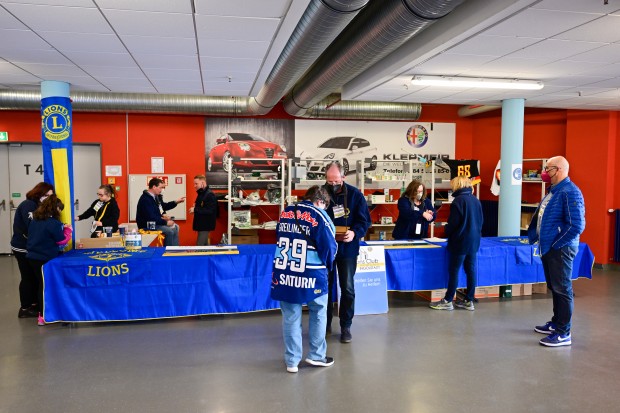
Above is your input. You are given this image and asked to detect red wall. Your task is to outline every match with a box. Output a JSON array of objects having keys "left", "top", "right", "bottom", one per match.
[{"left": 2, "top": 104, "right": 618, "bottom": 262}]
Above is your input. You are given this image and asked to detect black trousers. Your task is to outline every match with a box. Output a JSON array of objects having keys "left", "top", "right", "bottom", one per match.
[
  {"left": 27, "top": 259, "right": 47, "bottom": 315},
  {"left": 14, "top": 251, "right": 39, "bottom": 309}
]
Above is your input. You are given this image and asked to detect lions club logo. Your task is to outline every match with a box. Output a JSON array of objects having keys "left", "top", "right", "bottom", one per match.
[
  {"left": 83, "top": 250, "right": 140, "bottom": 262},
  {"left": 42, "top": 104, "right": 71, "bottom": 142},
  {"left": 406, "top": 125, "right": 428, "bottom": 148}
]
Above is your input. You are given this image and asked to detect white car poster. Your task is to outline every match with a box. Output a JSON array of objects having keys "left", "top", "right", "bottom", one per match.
[{"left": 294, "top": 120, "right": 455, "bottom": 189}]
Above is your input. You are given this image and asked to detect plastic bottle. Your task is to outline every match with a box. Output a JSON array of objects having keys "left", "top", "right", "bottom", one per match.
[{"left": 125, "top": 230, "right": 142, "bottom": 250}]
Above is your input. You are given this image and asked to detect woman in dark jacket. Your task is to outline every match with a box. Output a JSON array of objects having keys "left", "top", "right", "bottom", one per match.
[
  {"left": 75, "top": 184, "right": 120, "bottom": 237},
  {"left": 11, "top": 182, "right": 55, "bottom": 318},
  {"left": 392, "top": 179, "right": 435, "bottom": 240},
  {"left": 430, "top": 176, "right": 483, "bottom": 311},
  {"left": 27, "top": 195, "right": 71, "bottom": 325},
  {"left": 189, "top": 175, "right": 218, "bottom": 245}
]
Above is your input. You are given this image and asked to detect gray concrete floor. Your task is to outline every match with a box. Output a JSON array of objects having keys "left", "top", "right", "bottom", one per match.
[{"left": 1, "top": 255, "right": 619, "bottom": 413}]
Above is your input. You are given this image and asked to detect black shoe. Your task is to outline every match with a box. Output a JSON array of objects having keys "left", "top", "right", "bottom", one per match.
[
  {"left": 326, "top": 324, "right": 332, "bottom": 335},
  {"left": 18, "top": 307, "right": 38, "bottom": 318},
  {"left": 340, "top": 327, "right": 352, "bottom": 343},
  {"left": 305, "top": 357, "right": 334, "bottom": 367}
]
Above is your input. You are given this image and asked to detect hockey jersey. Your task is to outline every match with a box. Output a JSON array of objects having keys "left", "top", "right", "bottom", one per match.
[
  {"left": 271, "top": 201, "right": 337, "bottom": 304},
  {"left": 443, "top": 159, "right": 481, "bottom": 185}
]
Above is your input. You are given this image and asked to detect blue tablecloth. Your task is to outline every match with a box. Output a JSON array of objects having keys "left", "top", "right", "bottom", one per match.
[
  {"left": 42, "top": 237, "right": 594, "bottom": 323},
  {"left": 384, "top": 237, "right": 593, "bottom": 291},
  {"left": 43, "top": 246, "right": 279, "bottom": 323}
]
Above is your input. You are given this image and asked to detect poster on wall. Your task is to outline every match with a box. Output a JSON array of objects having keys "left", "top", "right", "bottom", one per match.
[
  {"left": 294, "top": 120, "right": 455, "bottom": 189},
  {"left": 205, "top": 118, "right": 295, "bottom": 189}
]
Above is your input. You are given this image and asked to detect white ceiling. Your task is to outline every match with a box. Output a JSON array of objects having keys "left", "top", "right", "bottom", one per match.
[{"left": 1, "top": 0, "right": 620, "bottom": 111}]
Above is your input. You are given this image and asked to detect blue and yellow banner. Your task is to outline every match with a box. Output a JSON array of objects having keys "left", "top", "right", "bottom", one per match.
[{"left": 41, "top": 95, "right": 74, "bottom": 247}]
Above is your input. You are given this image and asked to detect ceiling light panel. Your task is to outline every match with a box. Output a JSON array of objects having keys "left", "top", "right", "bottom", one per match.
[
  {"left": 194, "top": 0, "right": 290, "bottom": 18},
  {"left": 2, "top": 3, "right": 112, "bottom": 34},
  {"left": 484, "top": 8, "right": 599, "bottom": 38},
  {"left": 102, "top": 9, "right": 195, "bottom": 37},
  {"left": 195, "top": 15, "right": 280, "bottom": 42},
  {"left": 121, "top": 36, "right": 197, "bottom": 55},
  {"left": 96, "top": 0, "right": 193, "bottom": 13}
]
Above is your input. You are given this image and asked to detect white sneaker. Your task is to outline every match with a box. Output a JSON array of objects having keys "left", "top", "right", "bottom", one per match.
[{"left": 286, "top": 366, "right": 298, "bottom": 373}]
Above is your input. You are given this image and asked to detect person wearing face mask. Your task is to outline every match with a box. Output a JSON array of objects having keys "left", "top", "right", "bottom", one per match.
[
  {"left": 271, "top": 186, "right": 338, "bottom": 373},
  {"left": 189, "top": 175, "right": 218, "bottom": 245},
  {"left": 11, "top": 182, "right": 55, "bottom": 318},
  {"left": 528, "top": 156, "right": 585, "bottom": 347},
  {"left": 392, "top": 179, "right": 435, "bottom": 240},
  {"left": 322, "top": 161, "right": 371, "bottom": 343},
  {"left": 75, "top": 184, "right": 120, "bottom": 237}
]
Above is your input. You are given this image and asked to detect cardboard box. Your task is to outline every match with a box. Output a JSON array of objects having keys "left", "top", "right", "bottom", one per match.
[
  {"left": 474, "top": 286, "right": 500, "bottom": 299},
  {"left": 416, "top": 289, "right": 448, "bottom": 302},
  {"left": 76, "top": 236, "right": 124, "bottom": 249},
  {"left": 512, "top": 283, "right": 533, "bottom": 297},
  {"left": 532, "top": 283, "right": 548, "bottom": 294},
  {"left": 76, "top": 233, "right": 158, "bottom": 249},
  {"left": 521, "top": 211, "right": 534, "bottom": 229},
  {"left": 231, "top": 235, "right": 259, "bottom": 244}
]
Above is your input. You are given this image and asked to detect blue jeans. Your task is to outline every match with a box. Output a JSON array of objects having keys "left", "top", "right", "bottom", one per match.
[
  {"left": 280, "top": 294, "right": 328, "bottom": 368},
  {"left": 541, "top": 246, "right": 578, "bottom": 335},
  {"left": 327, "top": 257, "right": 357, "bottom": 328},
  {"left": 156, "top": 224, "right": 179, "bottom": 246},
  {"left": 445, "top": 252, "right": 477, "bottom": 302}
]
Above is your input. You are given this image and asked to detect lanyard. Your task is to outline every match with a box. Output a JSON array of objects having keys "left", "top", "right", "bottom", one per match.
[{"left": 96, "top": 201, "right": 109, "bottom": 221}]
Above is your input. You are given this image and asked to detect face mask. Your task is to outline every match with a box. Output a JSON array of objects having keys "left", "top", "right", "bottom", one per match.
[
  {"left": 541, "top": 171, "right": 551, "bottom": 183},
  {"left": 415, "top": 194, "right": 423, "bottom": 201},
  {"left": 328, "top": 184, "right": 342, "bottom": 195}
]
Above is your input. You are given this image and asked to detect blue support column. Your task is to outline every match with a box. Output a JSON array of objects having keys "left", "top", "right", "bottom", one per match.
[
  {"left": 498, "top": 98, "right": 524, "bottom": 236},
  {"left": 40, "top": 80, "right": 74, "bottom": 247}
]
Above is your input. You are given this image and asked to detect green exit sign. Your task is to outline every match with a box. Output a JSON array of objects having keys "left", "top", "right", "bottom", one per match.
[{"left": 0, "top": 132, "right": 8, "bottom": 141}]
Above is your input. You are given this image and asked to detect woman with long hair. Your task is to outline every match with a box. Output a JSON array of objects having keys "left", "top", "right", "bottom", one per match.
[
  {"left": 26, "top": 195, "right": 72, "bottom": 325},
  {"left": 11, "top": 182, "right": 54, "bottom": 319}
]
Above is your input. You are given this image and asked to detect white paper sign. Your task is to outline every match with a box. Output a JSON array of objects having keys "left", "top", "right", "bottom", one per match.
[{"left": 511, "top": 163, "right": 522, "bottom": 186}]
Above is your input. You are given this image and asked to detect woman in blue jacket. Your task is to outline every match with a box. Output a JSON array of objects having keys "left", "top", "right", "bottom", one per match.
[
  {"left": 27, "top": 195, "right": 71, "bottom": 325},
  {"left": 393, "top": 179, "right": 435, "bottom": 239},
  {"left": 430, "top": 176, "right": 483, "bottom": 311}
]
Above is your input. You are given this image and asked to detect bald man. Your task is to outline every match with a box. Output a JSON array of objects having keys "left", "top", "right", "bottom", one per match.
[{"left": 527, "top": 156, "right": 585, "bottom": 347}]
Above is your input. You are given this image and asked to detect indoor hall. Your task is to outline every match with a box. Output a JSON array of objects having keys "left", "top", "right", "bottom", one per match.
[{"left": 1, "top": 256, "right": 618, "bottom": 413}]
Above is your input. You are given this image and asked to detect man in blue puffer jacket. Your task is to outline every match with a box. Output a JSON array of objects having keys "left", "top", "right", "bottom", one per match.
[{"left": 528, "top": 156, "right": 585, "bottom": 347}]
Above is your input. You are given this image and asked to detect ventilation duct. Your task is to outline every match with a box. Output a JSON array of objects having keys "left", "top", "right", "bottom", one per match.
[
  {"left": 458, "top": 105, "right": 501, "bottom": 117},
  {"left": 296, "top": 94, "right": 421, "bottom": 120},
  {"left": 247, "top": 0, "right": 369, "bottom": 114},
  {"left": 284, "top": 0, "right": 465, "bottom": 117}
]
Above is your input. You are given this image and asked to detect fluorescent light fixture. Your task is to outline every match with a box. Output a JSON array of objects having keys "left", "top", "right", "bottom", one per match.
[{"left": 411, "top": 75, "right": 544, "bottom": 90}]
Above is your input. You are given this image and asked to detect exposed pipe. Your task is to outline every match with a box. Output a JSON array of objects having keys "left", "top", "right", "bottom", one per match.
[
  {"left": 458, "top": 104, "right": 501, "bottom": 117},
  {"left": 247, "top": 0, "right": 369, "bottom": 114},
  {"left": 283, "top": 0, "right": 465, "bottom": 116},
  {"left": 297, "top": 94, "right": 421, "bottom": 120}
]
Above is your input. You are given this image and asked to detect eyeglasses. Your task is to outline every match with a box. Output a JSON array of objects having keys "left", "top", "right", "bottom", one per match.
[
  {"left": 97, "top": 193, "right": 106, "bottom": 196},
  {"left": 543, "top": 166, "right": 558, "bottom": 172}
]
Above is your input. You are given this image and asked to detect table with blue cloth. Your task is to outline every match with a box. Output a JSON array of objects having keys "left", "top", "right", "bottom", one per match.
[
  {"left": 384, "top": 237, "right": 594, "bottom": 291},
  {"left": 43, "top": 246, "right": 280, "bottom": 323},
  {"left": 42, "top": 237, "right": 594, "bottom": 323}
]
